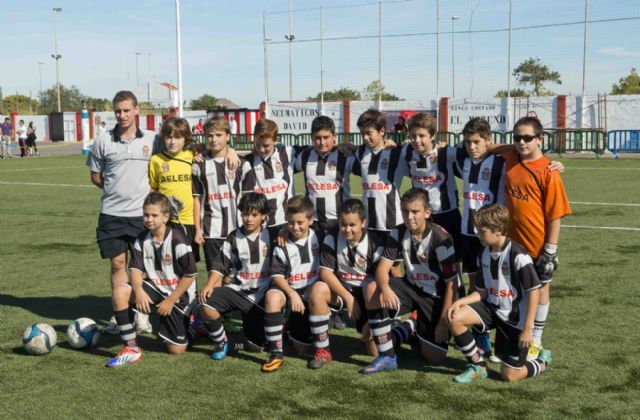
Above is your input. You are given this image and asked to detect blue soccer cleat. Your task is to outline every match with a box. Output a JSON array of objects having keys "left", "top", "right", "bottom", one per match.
[
  {"left": 105, "top": 346, "right": 142, "bottom": 368},
  {"left": 211, "top": 342, "right": 229, "bottom": 360},
  {"left": 360, "top": 355, "right": 397, "bottom": 375}
]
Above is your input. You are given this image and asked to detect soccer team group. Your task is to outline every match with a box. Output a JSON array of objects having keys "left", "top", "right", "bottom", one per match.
[{"left": 87, "top": 90, "right": 571, "bottom": 383}]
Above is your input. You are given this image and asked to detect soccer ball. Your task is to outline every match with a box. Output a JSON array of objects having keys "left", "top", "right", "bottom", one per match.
[
  {"left": 23, "top": 323, "right": 57, "bottom": 355},
  {"left": 67, "top": 318, "right": 100, "bottom": 349}
]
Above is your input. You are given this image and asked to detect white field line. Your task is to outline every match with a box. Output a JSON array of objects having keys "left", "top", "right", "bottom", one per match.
[
  {"left": 570, "top": 201, "right": 640, "bottom": 207},
  {"left": 564, "top": 167, "right": 640, "bottom": 170},
  {"left": 0, "top": 166, "right": 85, "bottom": 173},
  {"left": 563, "top": 225, "right": 640, "bottom": 232},
  {"left": 0, "top": 181, "right": 92, "bottom": 188}
]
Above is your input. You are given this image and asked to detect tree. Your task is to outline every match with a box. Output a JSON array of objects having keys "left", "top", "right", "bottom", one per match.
[
  {"left": 39, "top": 84, "right": 87, "bottom": 113},
  {"left": 611, "top": 68, "right": 640, "bottom": 95},
  {"left": 307, "top": 87, "right": 362, "bottom": 101},
  {"left": 495, "top": 88, "right": 529, "bottom": 98},
  {"left": 190, "top": 94, "right": 224, "bottom": 110},
  {"left": 3, "top": 94, "right": 40, "bottom": 114},
  {"left": 362, "top": 80, "right": 403, "bottom": 101},
  {"left": 512, "top": 57, "right": 561, "bottom": 96},
  {"left": 86, "top": 97, "right": 112, "bottom": 112}
]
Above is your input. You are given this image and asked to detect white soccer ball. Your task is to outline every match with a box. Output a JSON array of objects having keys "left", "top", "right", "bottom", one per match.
[
  {"left": 67, "top": 317, "right": 100, "bottom": 349},
  {"left": 23, "top": 323, "right": 57, "bottom": 355}
]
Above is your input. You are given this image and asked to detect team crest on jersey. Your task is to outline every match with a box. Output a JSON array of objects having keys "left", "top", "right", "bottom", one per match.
[
  {"left": 163, "top": 254, "right": 172, "bottom": 265},
  {"left": 328, "top": 160, "right": 337, "bottom": 171},
  {"left": 143, "top": 145, "right": 150, "bottom": 158},
  {"left": 162, "top": 162, "right": 169, "bottom": 173},
  {"left": 380, "top": 158, "right": 389, "bottom": 170},
  {"left": 357, "top": 256, "right": 367, "bottom": 269},
  {"left": 501, "top": 262, "right": 509, "bottom": 276},
  {"left": 429, "top": 153, "right": 437, "bottom": 163},
  {"left": 482, "top": 167, "right": 491, "bottom": 181},
  {"left": 418, "top": 252, "right": 429, "bottom": 262},
  {"left": 275, "top": 161, "right": 283, "bottom": 172},
  {"left": 262, "top": 244, "right": 269, "bottom": 257}
]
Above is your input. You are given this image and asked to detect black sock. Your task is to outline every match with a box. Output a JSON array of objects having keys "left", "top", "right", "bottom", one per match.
[
  {"left": 202, "top": 316, "right": 226, "bottom": 345},
  {"left": 391, "top": 318, "right": 415, "bottom": 350},
  {"left": 453, "top": 330, "right": 485, "bottom": 366},
  {"left": 368, "top": 308, "right": 395, "bottom": 357},
  {"left": 114, "top": 308, "right": 137, "bottom": 348},
  {"left": 264, "top": 312, "right": 284, "bottom": 356}
]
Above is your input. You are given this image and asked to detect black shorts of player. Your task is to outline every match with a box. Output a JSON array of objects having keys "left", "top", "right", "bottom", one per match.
[
  {"left": 201, "top": 286, "right": 266, "bottom": 348},
  {"left": 203, "top": 238, "right": 225, "bottom": 273},
  {"left": 331, "top": 284, "right": 369, "bottom": 333},
  {"left": 461, "top": 235, "right": 483, "bottom": 273},
  {"left": 315, "top": 219, "right": 339, "bottom": 235},
  {"left": 168, "top": 222, "right": 200, "bottom": 262},
  {"left": 96, "top": 213, "right": 145, "bottom": 259},
  {"left": 140, "top": 280, "right": 190, "bottom": 346},
  {"left": 388, "top": 278, "right": 448, "bottom": 352},
  {"left": 267, "top": 223, "right": 288, "bottom": 244},
  {"left": 269, "top": 284, "right": 312, "bottom": 346},
  {"left": 432, "top": 209, "right": 462, "bottom": 260},
  {"left": 467, "top": 300, "right": 528, "bottom": 369}
]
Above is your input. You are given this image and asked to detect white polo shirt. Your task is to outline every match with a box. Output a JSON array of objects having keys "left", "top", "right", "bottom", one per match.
[{"left": 86, "top": 126, "right": 160, "bottom": 217}]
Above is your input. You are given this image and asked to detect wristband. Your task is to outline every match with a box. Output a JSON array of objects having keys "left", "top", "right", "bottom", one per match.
[{"left": 544, "top": 243, "right": 557, "bottom": 254}]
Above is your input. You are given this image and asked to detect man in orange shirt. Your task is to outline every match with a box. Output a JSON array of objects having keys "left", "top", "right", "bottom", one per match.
[{"left": 503, "top": 116, "right": 571, "bottom": 359}]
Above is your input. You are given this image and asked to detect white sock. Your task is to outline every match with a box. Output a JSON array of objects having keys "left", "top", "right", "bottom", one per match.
[{"left": 532, "top": 303, "right": 550, "bottom": 345}]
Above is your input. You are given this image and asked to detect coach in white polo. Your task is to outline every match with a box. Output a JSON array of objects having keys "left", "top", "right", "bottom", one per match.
[{"left": 86, "top": 90, "right": 159, "bottom": 333}]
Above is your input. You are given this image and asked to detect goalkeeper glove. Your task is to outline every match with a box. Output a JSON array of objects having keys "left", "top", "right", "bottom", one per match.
[{"left": 536, "top": 243, "right": 558, "bottom": 276}]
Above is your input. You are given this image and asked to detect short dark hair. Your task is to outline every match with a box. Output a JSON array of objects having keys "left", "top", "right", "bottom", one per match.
[
  {"left": 286, "top": 195, "right": 314, "bottom": 219},
  {"left": 514, "top": 116, "right": 544, "bottom": 138},
  {"left": 339, "top": 198, "right": 366, "bottom": 221},
  {"left": 311, "top": 116, "right": 336, "bottom": 135},
  {"left": 408, "top": 113, "right": 437, "bottom": 137},
  {"left": 112, "top": 90, "right": 138, "bottom": 107},
  {"left": 143, "top": 192, "right": 170, "bottom": 214},
  {"left": 401, "top": 188, "right": 431, "bottom": 209},
  {"left": 204, "top": 116, "right": 230, "bottom": 135},
  {"left": 160, "top": 117, "right": 193, "bottom": 149},
  {"left": 473, "top": 204, "right": 509, "bottom": 235},
  {"left": 357, "top": 109, "right": 386, "bottom": 132},
  {"left": 462, "top": 117, "right": 492, "bottom": 140},
  {"left": 238, "top": 192, "right": 269, "bottom": 215}
]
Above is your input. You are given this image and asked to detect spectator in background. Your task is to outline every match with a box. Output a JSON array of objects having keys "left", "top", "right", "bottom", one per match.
[
  {"left": 17, "top": 120, "right": 28, "bottom": 158},
  {"left": 394, "top": 116, "right": 408, "bottom": 134},
  {"left": 27, "top": 121, "right": 39, "bottom": 156},
  {"left": 193, "top": 118, "right": 204, "bottom": 135},
  {"left": 229, "top": 115, "right": 238, "bottom": 142},
  {"left": 1, "top": 117, "right": 12, "bottom": 158}
]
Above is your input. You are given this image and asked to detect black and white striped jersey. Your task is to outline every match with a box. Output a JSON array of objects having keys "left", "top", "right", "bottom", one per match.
[
  {"left": 295, "top": 147, "right": 355, "bottom": 223},
  {"left": 271, "top": 229, "right": 322, "bottom": 290},
  {"left": 129, "top": 226, "right": 198, "bottom": 303},
  {"left": 192, "top": 156, "right": 242, "bottom": 239},
  {"left": 210, "top": 227, "right": 273, "bottom": 294},
  {"left": 382, "top": 223, "right": 458, "bottom": 298},
  {"left": 353, "top": 145, "right": 409, "bottom": 232},
  {"left": 320, "top": 230, "right": 384, "bottom": 289},
  {"left": 476, "top": 240, "right": 541, "bottom": 330},
  {"left": 403, "top": 143, "right": 460, "bottom": 214},
  {"left": 241, "top": 146, "right": 296, "bottom": 227},
  {"left": 456, "top": 147, "right": 506, "bottom": 236}
]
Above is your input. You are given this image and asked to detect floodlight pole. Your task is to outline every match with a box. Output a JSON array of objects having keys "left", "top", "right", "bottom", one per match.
[
  {"left": 320, "top": 6, "right": 324, "bottom": 115},
  {"left": 378, "top": 1, "right": 382, "bottom": 106},
  {"left": 581, "top": 0, "right": 588, "bottom": 99},
  {"left": 175, "top": 0, "right": 184, "bottom": 116},
  {"left": 451, "top": 16, "right": 459, "bottom": 99},
  {"left": 52, "top": 7, "right": 62, "bottom": 113},
  {"left": 436, "top": 0, "right": 440, "bottom": 104},
  {"left": 263, "top": 11, "right": 270, "bottom": 116},
  {"left": 285, "top": 0, "right": 294, "bottom": 101},
  {"left": 506, "top": 0, "right": 512, "bottom": 130},
  {"left": 38, "top": 62, "right": 45, "bottom": 96}
]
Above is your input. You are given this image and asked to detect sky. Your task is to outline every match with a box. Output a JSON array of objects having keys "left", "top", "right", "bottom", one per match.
[{"left": 1, "top": 0, "right": 639, "bottom": 109}]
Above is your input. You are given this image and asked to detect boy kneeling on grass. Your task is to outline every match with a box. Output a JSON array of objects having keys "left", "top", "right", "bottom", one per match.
[
  {"left": 106, "top": 192, "right": 198, "bottom": 367},
  {"left": 447, "top": 204, "right": 551, "bottom": 383}
]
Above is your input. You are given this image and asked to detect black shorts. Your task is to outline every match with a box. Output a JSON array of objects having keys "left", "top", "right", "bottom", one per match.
[
  {"left": 267, "top": 285, "right": 312, "bottom": 345},
  {"left": 201, "top": 286, "right": 266, "bottom": 348},
  {"left": 169, "top": 223, "right": 200, "bottom": 262},
  {"left": 141, "top": 280, "right": 190, "bottom": 346},
  {"left": 432, "top": 209, "right": 462, "bottom": 260},
  {"left": 467, "top": 300, "right": 529, "bottom": 369},
  {"left": 203, "top": 238, "right": 225, "bottom": 272},
  {"left": 388, "top": 278, "right": 448, "bottom": 351},
  {"left": 461, "top": 235, "right": 483, "bottom": 274},
  {"left": 96, "top": 213, "right": 145, "bottom": 259},
  {"left": 331, "top": 284, "right": 368, "bottom": 332}
]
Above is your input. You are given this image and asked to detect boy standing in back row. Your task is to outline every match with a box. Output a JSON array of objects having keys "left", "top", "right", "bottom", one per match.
[{"left": 502, "top": 116, "right": 571, "bottom": 358}]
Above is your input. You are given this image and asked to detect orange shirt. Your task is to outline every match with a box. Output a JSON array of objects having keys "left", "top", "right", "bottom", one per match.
[{"left": 503, "top": 150, "right": 571, "bottom": 258}]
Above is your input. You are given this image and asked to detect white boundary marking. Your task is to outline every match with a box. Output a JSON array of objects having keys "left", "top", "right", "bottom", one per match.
[
  {"left": 565, "top": 167, "right": 640, "bottom": 170},
  {"left": 563, "top": 225, "right": 640, "bottom": 232},
  {"left": 570, "top": 201, "right": 640, "bottom": 207},
  {"left": 0, "top": 181, "right": 92, "bottom": 188},
  {"left": 0, "top": 166, "right": 85, "bottom": 173}
]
